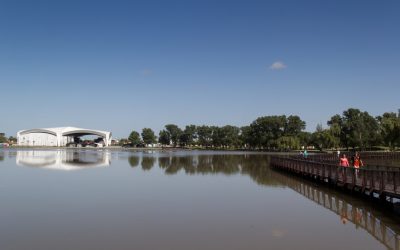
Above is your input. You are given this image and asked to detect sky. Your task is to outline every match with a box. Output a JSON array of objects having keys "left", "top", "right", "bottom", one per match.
[{"left": 1, "top": 0, "right": 399, "bottom": 138}]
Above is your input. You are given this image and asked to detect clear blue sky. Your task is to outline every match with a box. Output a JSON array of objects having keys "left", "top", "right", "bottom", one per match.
[{"left": 1, "top": 0, "right": 399, "bottom": 138}]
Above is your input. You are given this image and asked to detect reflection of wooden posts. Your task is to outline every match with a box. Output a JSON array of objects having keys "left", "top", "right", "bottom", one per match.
[
  {"left": 362, "top": 170, "right": 366, "bottom": 192},
  {"left": 362, "top": 209, "right": 368, "bottom": 228},
  {"left": 372, "top": 216, "right": 376, "bottom": 239},
  {"left": 380, "top": 221, "right": 386, "bottom": 248},
  {"left": 371, "top": 171, "right": 375, "bottom": 192},
  {"left": 282, "top": 172, "right": 400, "bottom": 250},
  {"left": 335, "top": 166, "right": 339, "bottom": 183},
  {"left": 328, "top": 194, "right": 332, "bottom": 210}
]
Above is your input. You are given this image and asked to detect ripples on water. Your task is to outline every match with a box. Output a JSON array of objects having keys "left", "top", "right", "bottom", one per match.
[{"left": 0, "top": 149, "right": 399, "bottom": 250}]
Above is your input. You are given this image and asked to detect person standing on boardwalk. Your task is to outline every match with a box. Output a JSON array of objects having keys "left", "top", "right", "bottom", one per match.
[
  {"left": 339, "top": 154, "right": 349, "bottom": 183},
  {"left": 352, "top": 152, "right": 363, "bottom": 168},
  {"left": 339, "top": 154, "right": 349, "bottom": 167}
]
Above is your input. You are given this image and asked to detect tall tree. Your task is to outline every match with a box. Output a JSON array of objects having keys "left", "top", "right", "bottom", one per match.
[
  {"left": 165, "top": 124, "right": 182, "bottom": 147},
  {"left": 327, "top": 114, "right": 343, "bottom": 148},
  {"left": 0, "top": 133, "right": 7, "bottom": 143},
  {"left": 220, "top": 125, "right": 240, "bottom": 148},
  {"left": 250, "top": 115, "right": 287, "bottom": 149},
  {"left": 276, "top": 136, "right": 300, "bottom": 150},
  {"left": 297, "top": 131, "right": 312, "bottom": 148},
  {"left": 179, "top": 125, "right": 197, "bottom": 147},
  {"left": 240, "top": 126, "right": 256, "bottom": 149},
  {"left": 284, "top": 115, "right": 306, "bottom": 136},
  {"left": 141, "top": 128, "right": 157, "bottom": 145},
  {"left": 311, "top": 124, "right": 336, "bottom": 151},
  {"left": 197, "top": 125, "right": 213, "bottom": 148},
  {"left": 341, "top": 108, "right": 379, "bottom": 149},
  {"left": 158, "top": 130, "right": 171, "bottom": 146},
  {"left": 128, "top": 131, "right": 141, "bottom": 146},
  {"left": 377, "top": 112, "right": 400, "bottom": 149}
]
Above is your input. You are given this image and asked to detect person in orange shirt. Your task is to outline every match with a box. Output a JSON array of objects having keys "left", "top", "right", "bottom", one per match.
[{"left": 352, "top": 152, "right": 363, "bottom": 168}]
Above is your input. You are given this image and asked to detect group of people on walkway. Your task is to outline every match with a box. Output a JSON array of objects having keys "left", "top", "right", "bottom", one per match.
[{"left": 339, "top": 152, "right": 364, "bottom": 168}]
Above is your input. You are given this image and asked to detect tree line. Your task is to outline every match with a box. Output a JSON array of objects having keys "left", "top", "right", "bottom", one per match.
[{"left": 124, "top": 108, "right": 400, "bottom": 151}]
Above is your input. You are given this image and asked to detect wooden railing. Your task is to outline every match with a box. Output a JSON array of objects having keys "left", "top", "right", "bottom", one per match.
[{"left": 270, "top": 157, "right": 400, "bottom": 199}]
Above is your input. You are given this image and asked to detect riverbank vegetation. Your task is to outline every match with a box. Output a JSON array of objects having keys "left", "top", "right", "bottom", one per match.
[{"left": 124, "top": 108, "right": 400, "bottom": 151}]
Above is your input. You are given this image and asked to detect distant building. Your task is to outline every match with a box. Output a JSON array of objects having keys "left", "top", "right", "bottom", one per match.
[{"left": 17, "top": 127, "right": 112, "bottom": 147}]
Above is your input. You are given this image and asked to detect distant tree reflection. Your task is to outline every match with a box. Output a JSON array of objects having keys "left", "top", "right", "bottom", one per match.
[
  {"left": 128, "top": 156, "right": 139, "bottom": 168},
  {"left": 132, "top": 153, "right": 281, "bottom": 187},
  {"left": 141, "top": 156, "right": 155, "bottom": 170}
]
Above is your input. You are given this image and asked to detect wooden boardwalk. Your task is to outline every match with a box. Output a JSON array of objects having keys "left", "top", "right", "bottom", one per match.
[{"left": 270, "top": 155, "right": 400, "bottom": 199}]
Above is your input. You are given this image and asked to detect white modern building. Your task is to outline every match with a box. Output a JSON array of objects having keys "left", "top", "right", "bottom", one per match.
[{"left": 17, "top": 127, "right": 112, "bottom": 147}]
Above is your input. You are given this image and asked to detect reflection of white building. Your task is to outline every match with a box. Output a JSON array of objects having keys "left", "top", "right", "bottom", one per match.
[
  {"left": 17, "top": 127, "right": 112, "bottom": 147},
  {"left": 16, "top": 150, "right": 110, "bottom": 171}
]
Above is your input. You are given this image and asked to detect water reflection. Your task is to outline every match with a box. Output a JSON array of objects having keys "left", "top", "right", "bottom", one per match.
[
  {"left": 128, "top": 156, "right": 139, "bottom": 168},
  {"left": 156, "top": 154, "right": 282, "bottom": 186},
  {"left": 3, "top": 149, "right": 400, "bottom": 249},
  {"left": 15, "top": 150, "right": 110, "bottom": 170},
  {"left": 151, "top": 153, "right": 400, "bottom": 250},
  {"left": 272, "top": 170, "right": 400, "bottom": 250},
  {"left": 141, "top": 156, "right": 156, "bottom": 170}
]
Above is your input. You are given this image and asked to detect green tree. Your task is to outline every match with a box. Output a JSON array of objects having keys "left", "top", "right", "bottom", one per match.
[
  {"left": 311, "top": 124, "right": 336, "bottom": 151},
  {"left": 240, "top": 126, "right": 257, "bottom": 149},
  {"left": 165, "top": 124, "right": 182, "bottom": 147},
  {"left": 210, "top": 126, "right": 222, "bottom": 148},
  {"left": 179, "top": 125, "right": 197, "bottom": 147},
  {"left": 197, "top": 125, "right": 213, "bottom": 148},
  {"left": 377, "top": 112, "right": 400, "bottom": 149},
  {"left": 341, "top": 108, "right": 379, "bottom": 149},
  {"left": 118, "top": 138, "right": 129, "bottom": 146},
  {"left": 0, "top": 133, "right": 7, "bottom": 143},
  {"left": 220, "top": 125, "right": 240, "bottom": 148},
  {"left": 128, "top": 131, "right": 141, "bottom": 146},
  {"left": 141, "top": 128, "right": 157, "bottom": 145},
  {"left": 250, "top": 115, "right": 287, "bottom": 149},
  {"left": 276, "top": 136, "right": 300, "bottom": 150},
  {"left": 297, "top": 131, "right": 312, "bottom": 148},
  {"left": 8, "top": 136, "right": 17, "bottom": 144},
  {"left": 327, "top": 114, "right": 343, "bottom": 148},
  {"left": 284, "top": 115, "right": 306, "bottom": 136},
  {"left": 158, "top": 130, "right": 170, "bottom": 146}
]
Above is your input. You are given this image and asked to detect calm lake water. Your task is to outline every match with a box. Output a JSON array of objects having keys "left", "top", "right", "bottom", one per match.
[{"left": 0, "top": 149, "right": 399, "bottom": 250}]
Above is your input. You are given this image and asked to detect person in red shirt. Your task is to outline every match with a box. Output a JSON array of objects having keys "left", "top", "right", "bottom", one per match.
[{"left": 339, "top": 154, "right": 349, "bottom": 167}]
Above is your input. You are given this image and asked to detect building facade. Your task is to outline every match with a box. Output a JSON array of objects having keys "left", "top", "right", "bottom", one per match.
[{"left": 17, "top": 127, "right": 112, "bottom": 147}]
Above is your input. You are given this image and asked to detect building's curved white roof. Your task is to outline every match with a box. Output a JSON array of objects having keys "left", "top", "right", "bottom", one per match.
[
  {"left": 17, "top": 127, "right": 112, "bottom": 147},
  {"left": 18, "top": 127, "right": 111, "bottom": 136}
]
